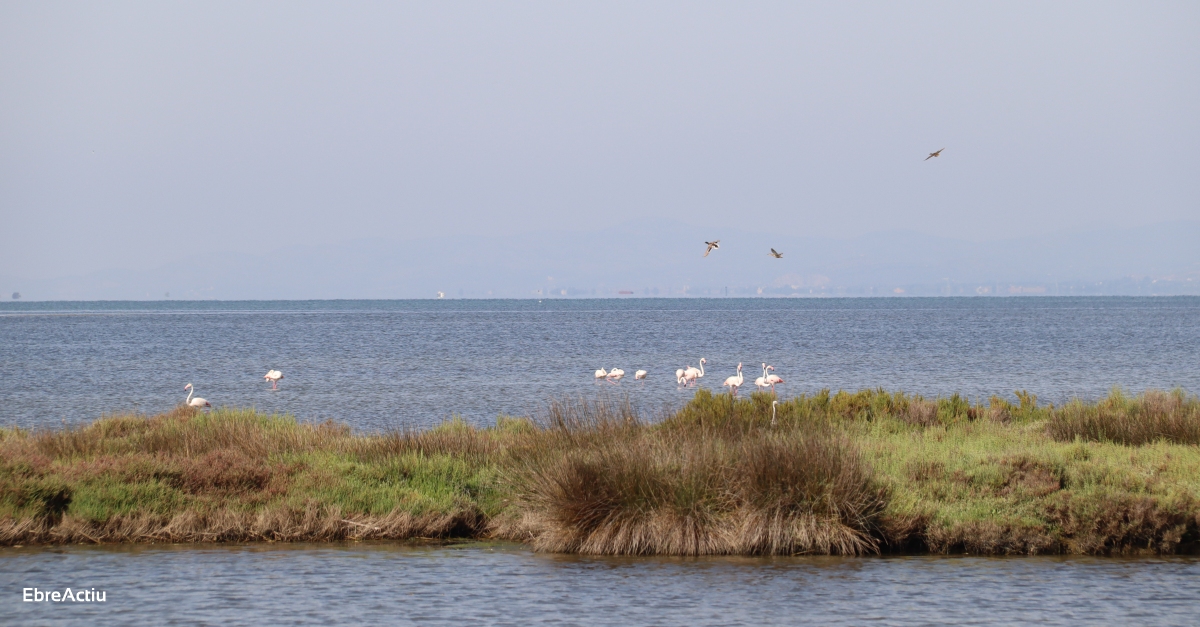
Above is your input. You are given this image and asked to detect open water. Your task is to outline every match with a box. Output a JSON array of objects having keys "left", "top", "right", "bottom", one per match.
[
  {"left": 2, "top": 297, "right": 1199, "bottom": 430},
  {"left": 2, "top": 543, "right": 1198, "bottom": 626},
  {"left": 3, "top": 297, "right": 1200, "bottom": 625}
]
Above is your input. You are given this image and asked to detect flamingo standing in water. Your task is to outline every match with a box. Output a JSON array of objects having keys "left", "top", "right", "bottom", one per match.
[
  {"left": 595, "top": 368, "right": 608, "bottom": 380},
  {"left": 754, "top": 363, "right": 770, "bottom": 391},
  {"left": 184, "top": 383, "right": 211, "bottom": 409},
  {"left": 676, "top": 368, "right": 687, "bottom": 385},
  {"left": 722, "top": 363, "right": 744, "bottom": 396},
  {"left": 764, "top": 365, "right": 784, "bottom": 393},
  {"left": 264, "top": 370, "right": 283, "bottom": 389},
  {"left": 607, "top": 368, "right": 625, "bottom": 382},
  {"left": 683, "top": 358, "right": 706, "bottom": 385},
  {"left": 635, "top": 370, "right": 647, "bottom": 380}
]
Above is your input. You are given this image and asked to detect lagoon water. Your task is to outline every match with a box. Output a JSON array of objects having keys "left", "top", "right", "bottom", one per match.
[
  {"left": 4, "top": 297, "right": 1200, "bottom": 625},
  {"left": 2, "top": 297, "right": 1199, "bottom": 431},
  {"left": 2, "top": 543, "right": 1198, "bottom": 626}
]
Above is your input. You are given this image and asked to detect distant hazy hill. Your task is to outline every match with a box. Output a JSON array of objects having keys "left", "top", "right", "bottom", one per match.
[{"left": 4, "top": 221, "right": 1199, "bottom": 300}]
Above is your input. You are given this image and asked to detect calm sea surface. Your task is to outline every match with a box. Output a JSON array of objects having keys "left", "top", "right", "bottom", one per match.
[
  {"left": 2, "top": 543, "right": 1198, "bottom": 626},
  {"left": 2, "top": 297, "right": 1199, "bottom": 431}
]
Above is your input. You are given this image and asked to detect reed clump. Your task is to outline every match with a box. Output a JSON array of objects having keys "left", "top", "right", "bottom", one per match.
[
  {"left": 3, "top": 388, "right": 1200, "bottom": 555},
  {"left": 510, "top": 401, "right": 885, "bottom": 555},
  {"left": 1047, "top": 389, "right": 1200, "bottom": 445}
]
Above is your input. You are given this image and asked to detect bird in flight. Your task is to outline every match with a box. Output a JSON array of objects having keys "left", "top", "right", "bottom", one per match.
[
  {"left": 769, "top": 248, "right": 783, "bottom": 259},
  {"left": 925, "top": 148, "right": 945, "bottom": 161},
  {"left": 704, "top": 240, "right": 720, "bottom": 257}
]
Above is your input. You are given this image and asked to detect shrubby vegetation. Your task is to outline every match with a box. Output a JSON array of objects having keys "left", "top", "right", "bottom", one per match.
[{"left": 3, "top": 388, "right": 1200, "bottom": 555}]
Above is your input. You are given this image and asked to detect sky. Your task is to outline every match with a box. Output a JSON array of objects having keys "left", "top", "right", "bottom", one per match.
[{"left": 1, "top": 1, "right": 1197, "bottom": 290}]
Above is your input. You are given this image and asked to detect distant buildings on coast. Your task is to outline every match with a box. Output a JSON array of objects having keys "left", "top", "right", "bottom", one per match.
[
  {"left": 5, "top": 271, "right": 1195, "bottom": 301},
  {"left": 426, "top": 274, "right": 1199, "bottom": 299}
]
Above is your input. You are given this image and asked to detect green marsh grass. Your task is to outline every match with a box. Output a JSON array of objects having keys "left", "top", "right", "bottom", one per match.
[
  {"left": 1047, "top": 389, "right": 1200, "bottom": 445},
  {"left": 2, "top": 389, "right": 1199, "bottom": 555}
]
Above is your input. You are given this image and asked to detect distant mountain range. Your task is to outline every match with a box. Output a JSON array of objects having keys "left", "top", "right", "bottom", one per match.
[{"left": 4, "top": 221, "right": 1199, "bottom": 300}]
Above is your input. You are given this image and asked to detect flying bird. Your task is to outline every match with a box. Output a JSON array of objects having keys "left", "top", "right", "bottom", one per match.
[
  {"left": 264, "top": 370, "right": 283, "bottom": 390},
  {"left": 769, "top": 248, "right": 783, "bottom": 259},
  {"left": 704, "top": 241, "right": 720, "bottom": 257},
  {"left": 925, "top": 148, "right": 945, "bottom": 161}
]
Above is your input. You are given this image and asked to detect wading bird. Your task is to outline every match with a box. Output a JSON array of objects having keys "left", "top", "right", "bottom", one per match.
[
  {"left": 264, "top": 369, "right": 283, "bottom": 389},
  {"left": 722, "top": 363, "right": 744, "bottom": 396},
  {"left": 769, "top": 248, "right": 783, "bottom": 259},
  {"left": 184, "top": 383, "right": 211, "bottom": 409},
  {"left": 607, "top": 368, "right": 625, "bottom": 381},
  {"left": 755, "top": 363, "right": 770, "bottom": 391},
  {"left": 771, "top": 400, "right": 779, "bottom": 426},
  {"left": 765, "top": 365, "right": 784, "bottom": 393},
  {"left": 925, "top": 148, "right": 944, "bottom": 161},
  {"left": 676, "top": 368, "right": 687, "bottom": 385},
  {"left": 595, "top": 368, "right": 608, "bottom": 379},
  {"left": 635, "top": 370, "right": 647, "bottom": 380},
  {"left": 704, "top": 240, "right": 720, "bottom": 257},
  {"left": 683, "top": 358, "right": 706, "bottom": 384}
]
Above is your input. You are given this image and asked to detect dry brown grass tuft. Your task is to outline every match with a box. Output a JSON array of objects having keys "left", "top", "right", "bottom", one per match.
[
  {"left": 994, "top": 456, "right": 1062, "bottom": 498},
  {"left": 176, "top": 449, "right": 290, "bottom": 496},
  {"left": 1045, "top": 492, "right": 1199, "bottom": 554},
  {"left": 512, "top": 414, "right": 886, "bottom": 556},
  {"left": 923, "top": 520, "right": 1059, "bottom": 555},
  {"left": 902, "top": 400, "right": 939, "bottom": 427},
  {"left": 0, "top": 504, "right": 486, "bottom": 545}
]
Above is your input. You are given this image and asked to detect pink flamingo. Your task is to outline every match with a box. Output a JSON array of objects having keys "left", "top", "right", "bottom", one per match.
[
  {"left": 722, "top": 363, "right": 744, "bottom": 396},
  {"left": 184, "top": 383, "right": 211, "bottom": 409},
  {"left": 683, "top": 358, "right": 706, "bottom": 385},
  {"left": 754, "top": 363, "right": 770, "bottom": 391},
  {"left": 765, "top": 365, "right": 784, "bottom": 393}
]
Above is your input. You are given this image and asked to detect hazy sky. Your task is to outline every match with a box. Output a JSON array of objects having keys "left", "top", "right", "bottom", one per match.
[{"left": 2, "top": 1, "right": 1197, "bottom": 281}]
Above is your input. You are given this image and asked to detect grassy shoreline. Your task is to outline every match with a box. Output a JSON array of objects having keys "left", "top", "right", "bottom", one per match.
[{"left": 3, "top": 389, "right": 1199, "bottom": 555}]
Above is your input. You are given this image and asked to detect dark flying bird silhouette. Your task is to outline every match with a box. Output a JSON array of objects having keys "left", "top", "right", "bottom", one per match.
[
  {"left": 769, "top": 248, "right": 783, "bottom": 258},
  {"left": 704, "top": 240, "right": 720, "bottom": 257},
  {"left": 925, "top": 148, "right": 945, "bottom": 161}
]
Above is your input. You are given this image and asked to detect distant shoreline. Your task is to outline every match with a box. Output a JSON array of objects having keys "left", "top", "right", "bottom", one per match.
[{"left": 4, "top": 294, "right": 1199, "bottom": 307}]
